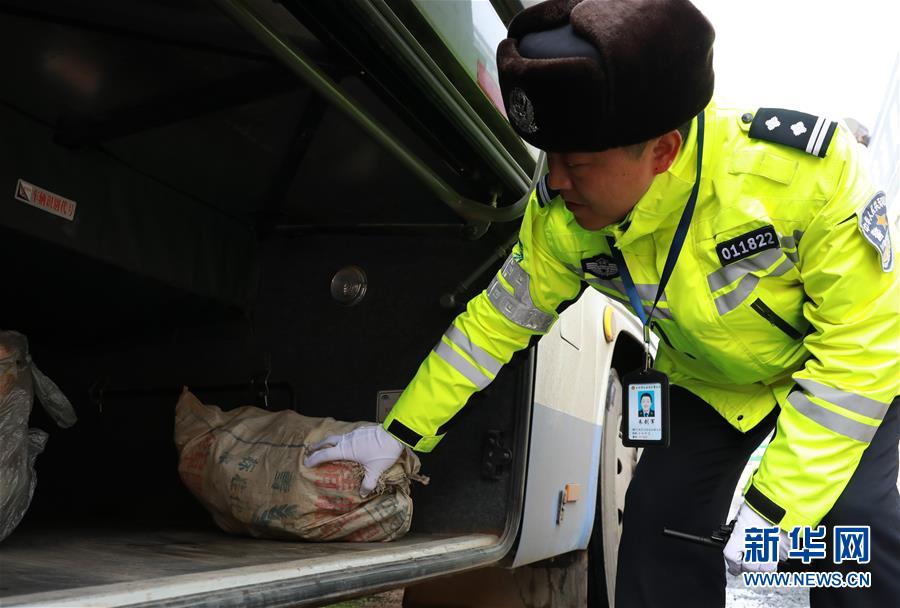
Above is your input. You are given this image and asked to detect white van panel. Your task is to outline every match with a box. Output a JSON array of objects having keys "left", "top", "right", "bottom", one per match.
[{"left": 512, "top": 290, "right": 613, "bottom": 567}]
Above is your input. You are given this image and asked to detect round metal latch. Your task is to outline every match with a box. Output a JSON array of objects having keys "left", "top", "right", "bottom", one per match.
[
  {"left": 741, "top": 112, "right": 754, "bottom": 124},
  {"left": 331, "top": 266, "right": 368, "bottom": 306}
]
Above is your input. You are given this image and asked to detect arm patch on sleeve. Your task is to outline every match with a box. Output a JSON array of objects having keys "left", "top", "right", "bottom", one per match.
[
  {"left": 858, "top": 191, "right": 894, "bottom": 272},
  {"left": 749, "top": 108, "right": 837, "bottom": 158}
]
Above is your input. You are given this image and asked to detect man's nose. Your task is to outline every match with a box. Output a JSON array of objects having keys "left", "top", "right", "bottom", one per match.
[{"left": 546, "top": 154, "right": 573, "bottom": 192}]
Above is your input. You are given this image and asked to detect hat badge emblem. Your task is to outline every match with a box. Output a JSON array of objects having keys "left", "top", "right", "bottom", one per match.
[{"left": 509, "top": 87, "right": 538, "bottom": 134}]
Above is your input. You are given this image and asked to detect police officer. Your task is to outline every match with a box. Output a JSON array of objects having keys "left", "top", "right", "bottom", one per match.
[{"left": 305, "top": 1, "right": 900, "bottom": 606}]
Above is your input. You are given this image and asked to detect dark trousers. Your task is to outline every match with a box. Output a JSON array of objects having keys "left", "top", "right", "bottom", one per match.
[{"left": 614, "top": 386, "right": 900, "bottom": 608}]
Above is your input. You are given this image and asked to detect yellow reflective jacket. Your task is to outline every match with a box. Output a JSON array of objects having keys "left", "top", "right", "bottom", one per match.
[{"left": 383, "top": 104, "right": 900, "bottom": 531}]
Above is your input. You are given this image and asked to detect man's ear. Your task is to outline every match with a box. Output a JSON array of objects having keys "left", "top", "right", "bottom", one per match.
[{"left": 648, "top": 130, "right": 682, "bottom": 175}]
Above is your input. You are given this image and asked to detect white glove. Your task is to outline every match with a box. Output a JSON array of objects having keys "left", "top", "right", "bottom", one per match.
[
  {"left": 723, "top": 502, "right": 790, "bottom": 575},
  {"left": 304, "top": 424, "right": 405, "bottom": 497}
]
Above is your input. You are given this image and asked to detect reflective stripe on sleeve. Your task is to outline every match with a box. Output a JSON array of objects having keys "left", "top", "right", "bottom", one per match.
[
  {"left": 433, "top": 340, "right": 492, "bottom": 390},
  {"left": 486, "top": 255, "right": 554, "bottom": 332},
  {"left": 787, "top": 391, "right": 878, "bottom": 443},
  {"left": 443, "top": 325, "right": 503, "bottom": 376},
  {"left": 795, "top": 379, "right": 890, "bottom": 421}
]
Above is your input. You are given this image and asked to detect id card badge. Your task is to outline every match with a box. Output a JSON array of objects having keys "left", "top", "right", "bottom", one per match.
[{"left": 621, "top": 368, "right": 670, "bottom": 447}]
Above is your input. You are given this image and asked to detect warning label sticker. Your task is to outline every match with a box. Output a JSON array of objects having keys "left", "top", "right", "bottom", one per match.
[{"left": 14, "top": 179, "right": 77, "bottom": 221}]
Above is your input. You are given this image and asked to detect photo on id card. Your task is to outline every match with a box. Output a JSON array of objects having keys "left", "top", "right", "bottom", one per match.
[{"left": 622, "top": 370, "right": 669, "bottom": 446}]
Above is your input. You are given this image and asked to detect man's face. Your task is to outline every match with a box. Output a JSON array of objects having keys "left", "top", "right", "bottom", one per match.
[
  {"left": 641, "top": 395, "right": 651, "bottom": 411},
  {"left": 545, "top": 131, "right": 681, "bottom": 231}
]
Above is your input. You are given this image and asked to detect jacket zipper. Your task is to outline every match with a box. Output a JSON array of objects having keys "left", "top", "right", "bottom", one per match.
[{"left": 749, "top": 298, "right": 802, "bottom": 340}]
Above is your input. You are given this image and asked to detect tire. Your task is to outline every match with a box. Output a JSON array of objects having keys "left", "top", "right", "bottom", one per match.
[{"left": 587, "top": 369, "right": 639, "bottom": 607}]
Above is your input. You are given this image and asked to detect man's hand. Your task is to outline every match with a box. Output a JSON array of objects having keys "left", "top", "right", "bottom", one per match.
[
  {"left": 304, "top": 424, "right": 405, "bottom": 497},
  {"left": 723, "top": 502, "right": 790, "bottom": 575}
]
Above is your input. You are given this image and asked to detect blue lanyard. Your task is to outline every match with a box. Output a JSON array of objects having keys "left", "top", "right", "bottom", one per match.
[{"left": 607, "top": 111, "right": 705, "bottom": 366}]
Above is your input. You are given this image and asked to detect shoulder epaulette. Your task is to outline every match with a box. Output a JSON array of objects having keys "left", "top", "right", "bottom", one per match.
[{"left": 747, "top": 108, "right": 838, "bottom": 158}]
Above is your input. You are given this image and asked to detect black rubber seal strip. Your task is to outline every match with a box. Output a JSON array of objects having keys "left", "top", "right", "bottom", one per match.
[
  {"left": 745, "top": 484, "right": 787, "bottom": 525},
  {"left": 386, "top": 419, "right": 423, "bottom": 447}
]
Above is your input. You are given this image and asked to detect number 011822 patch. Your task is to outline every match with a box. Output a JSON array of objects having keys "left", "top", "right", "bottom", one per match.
[
  {"left": 858, "top": 191, "right": 893, "bottom": 272},
  {"left": 715, "top": 225, "right": 778, "bottom": 266}
]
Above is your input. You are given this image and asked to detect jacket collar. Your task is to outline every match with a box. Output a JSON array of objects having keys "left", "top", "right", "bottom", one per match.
[{"left": 608, "top": 115, "right": 700, "bottom": 248}]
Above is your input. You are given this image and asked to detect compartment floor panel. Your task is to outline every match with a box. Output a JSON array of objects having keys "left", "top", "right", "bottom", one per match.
[{"left": 0, "top": 524, "right": 497, "bottom": 602}]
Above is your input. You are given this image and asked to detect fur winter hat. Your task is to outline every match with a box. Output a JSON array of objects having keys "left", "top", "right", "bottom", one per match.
[{"left": 497, "top": 0, "right": 715, "bottom": 152}]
